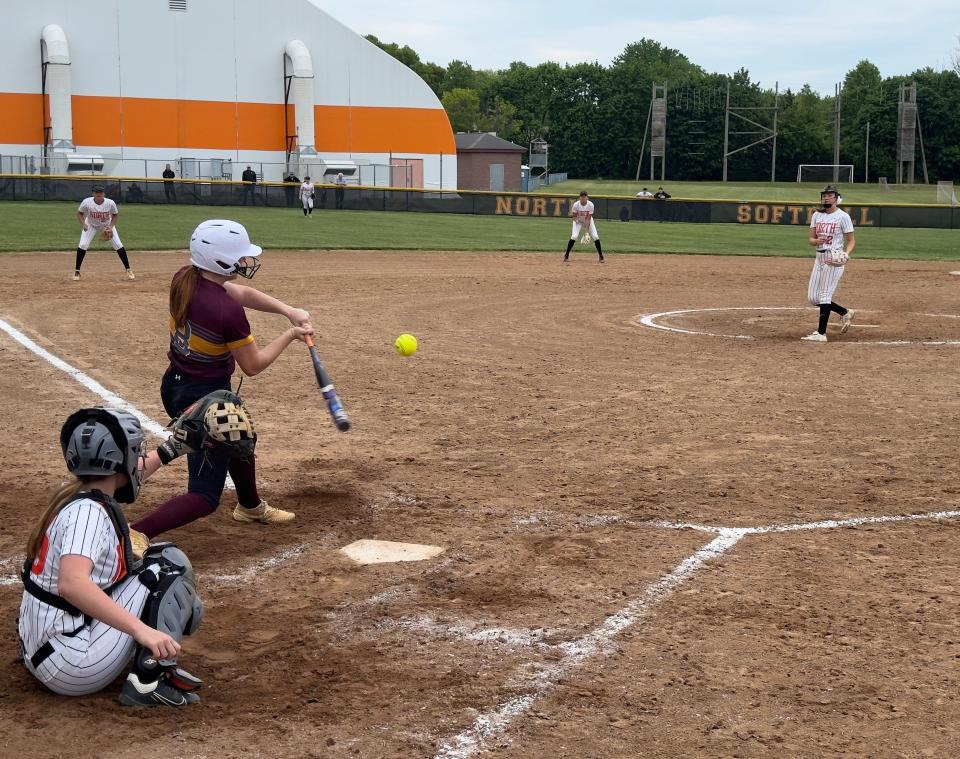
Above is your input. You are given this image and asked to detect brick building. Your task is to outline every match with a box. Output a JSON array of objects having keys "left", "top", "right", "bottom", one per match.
[{"left": 455, "top": 133, "right": 525, "bottom": 191}]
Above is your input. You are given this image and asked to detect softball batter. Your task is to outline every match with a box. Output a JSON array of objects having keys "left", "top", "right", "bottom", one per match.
[
  {"left": 802, "top": 185, "right": 856, "bottom": 342},
  {"left": 563, "top": 191, "right": 604, "bottom": 263},
  {"left": 19, "top": 408, "right": 205, "bottom": 706},
  {"left": 74, "top": 185, "right": 134, "bottom": 281},
  {"left": 300, "top": 175, "right": 315, "bottom": 216},
  {"left": 130, "top": 219, "right": 313, "bottom": 542}
]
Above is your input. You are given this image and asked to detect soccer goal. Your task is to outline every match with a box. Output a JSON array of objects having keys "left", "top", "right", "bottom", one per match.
[
  {"left": 937, "top": 180, "right": 958, "bottom": 206},
  {"left": 797, "top": 164, "right": 854, "bottom": 183}
]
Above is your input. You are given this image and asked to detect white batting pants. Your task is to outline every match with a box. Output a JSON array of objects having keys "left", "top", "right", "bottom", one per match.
[
  {"left": 26, "top": 572, "right": 151, "bottom": 696},
  {"left": 571, "top": 220, "right": 599, "bottom": 241},
  {"left": 301, "top": 195, "right": 313, "bottom": 210},
  {"left": 807, "top": 252, "right": 845, "bottom": 305},
  {"left": 78, "top": 226, "right": 123, "bottom": 251}
]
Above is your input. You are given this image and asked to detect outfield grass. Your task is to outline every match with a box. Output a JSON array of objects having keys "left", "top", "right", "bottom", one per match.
[
  {"left": 544, "top": 179, "right": 953, "bottom": 206},
  {"left": 0, "top": 200, "right": 957, "bottom": 260}
]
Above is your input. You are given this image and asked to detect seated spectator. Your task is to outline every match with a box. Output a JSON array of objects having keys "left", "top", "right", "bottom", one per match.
[{"left": 653, "top": 186, "right": 672, "bottom": 199}]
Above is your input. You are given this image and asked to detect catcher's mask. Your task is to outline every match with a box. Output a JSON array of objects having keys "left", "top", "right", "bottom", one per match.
[
  {"left": 189, "top": 219, "right": 262, "bottom": 279},
  {"left": 60, "top": 408, "right": 146, "bottom": 503}
]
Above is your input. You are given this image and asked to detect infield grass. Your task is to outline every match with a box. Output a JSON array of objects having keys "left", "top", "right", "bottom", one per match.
[{"left": 0, "top": 200, "right": 957, "bottom": 260}]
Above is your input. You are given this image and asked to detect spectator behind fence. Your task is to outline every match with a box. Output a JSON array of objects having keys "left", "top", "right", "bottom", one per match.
[
  {"left": 126, "top": 183, "right": 144, "bottom": 204},
  {"left": 654, "top": 186, "right": 672, "bottom": 199},
  {"left": 241, "top": 166, "right": 257, "bottom": 206},
  {"left": 334, "top": 172, "right": 346, "bottom": 209},
  {"left": 162, "top": 164, "right": 176, "bottom": 202},
  {"left": 283, "top": 171, "right": 300, "bottom": 208},
  {"left": 636, "top": 187, "right": 653, "bottom": 198}
]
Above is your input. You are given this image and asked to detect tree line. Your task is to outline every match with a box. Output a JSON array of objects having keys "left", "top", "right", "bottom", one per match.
[{"left": 366, "top": 35, "right": 960, "bottom": 183}]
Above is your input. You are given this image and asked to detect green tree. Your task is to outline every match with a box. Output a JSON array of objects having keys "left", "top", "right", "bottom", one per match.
[{"left": 441, "top": 88, "right": 482, "bottom": 132}]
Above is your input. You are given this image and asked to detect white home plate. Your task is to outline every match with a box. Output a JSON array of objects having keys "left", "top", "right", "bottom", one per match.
[{"left": 340, "top": 539, "right": 445, "bottom": 565}]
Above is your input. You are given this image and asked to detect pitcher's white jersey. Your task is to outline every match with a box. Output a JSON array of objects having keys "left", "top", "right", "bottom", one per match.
[
  {"left": 810, "top": 208, "right": 853, "bottom": 252},
  {"left": 808, "top": 208, "right": 854, "bottom": 305},
  {"left": 78, "top": 198, "right": 118, "bottom": 229}
]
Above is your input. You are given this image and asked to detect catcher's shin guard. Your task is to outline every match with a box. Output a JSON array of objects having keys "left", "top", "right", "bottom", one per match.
[{"left": 133, "top": 544, "right": 204, "bottom": 677}]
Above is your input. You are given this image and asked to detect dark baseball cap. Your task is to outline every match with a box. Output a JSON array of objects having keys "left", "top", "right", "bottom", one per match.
[{"left": 92, "top": 185, "right": 105, "bottom": 192}]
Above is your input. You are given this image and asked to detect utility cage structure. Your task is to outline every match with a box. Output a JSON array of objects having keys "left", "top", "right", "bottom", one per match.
[
  {"left": 634, "top": 83, "right": 667, "bottom": 182},
  {"left": 722, "top": 80, "right": 779, "bottom": 182},
  {"left": 896, "top": 82, "right": 929, "bottom": 185}
]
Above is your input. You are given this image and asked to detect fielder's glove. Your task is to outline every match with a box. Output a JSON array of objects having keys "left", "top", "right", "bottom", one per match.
[
  {"left": 156, "top": 389, "right": 257, "bottom": 465},
  {"left": 580, "top": 232, "right": 592, "bottom": 245},
  {"left": 825, "top": 248, "right": 849, "bottom": 267},
  {"left": 100, "top": 229, "right": 113, "bottom": 241}
]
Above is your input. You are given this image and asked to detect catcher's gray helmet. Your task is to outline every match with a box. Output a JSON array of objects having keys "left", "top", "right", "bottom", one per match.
[{"left": 60, "top": 408, "right": 146, "bottom": 503}]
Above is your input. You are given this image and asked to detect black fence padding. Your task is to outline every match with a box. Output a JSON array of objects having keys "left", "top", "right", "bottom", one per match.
[{"left": 0, "top": 176, "right": 956, "bottom": 230}]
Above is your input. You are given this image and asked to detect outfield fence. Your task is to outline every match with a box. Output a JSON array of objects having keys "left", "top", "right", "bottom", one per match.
[{"left": 1, "top": 174, "right": 957, "bottom": 229}]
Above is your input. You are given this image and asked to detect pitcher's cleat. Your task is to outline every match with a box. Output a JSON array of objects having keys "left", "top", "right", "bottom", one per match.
[
  {"left": 72, "top": 271, "right": 81, "bottom": 281},
  {"left": 800, "top": 331, "right": 827, "bottom": 343},
  {"left": 126, "top": 269, "right": 136, "bottom": 280}
]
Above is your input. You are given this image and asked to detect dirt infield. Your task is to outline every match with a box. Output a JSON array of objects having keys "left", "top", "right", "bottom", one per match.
[{"left": 1, "top": 249, "right": 959, "bottom": 758}]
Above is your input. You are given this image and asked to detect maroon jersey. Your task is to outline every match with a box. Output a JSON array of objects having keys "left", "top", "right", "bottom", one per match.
[{"left": 167, "top": 271, "right": 254, "bottom": 379}]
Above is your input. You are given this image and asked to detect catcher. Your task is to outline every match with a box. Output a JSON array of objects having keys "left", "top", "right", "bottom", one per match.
[
  {"left": 130, "top": 219, "right": 313, "bottom": 546},
  {"left": 73, "top": 185, "right": 135, "bottom": 281},
  {"left": 16, "top": 393, "right": 250, "bottom": 706},
  {"left": 802, "top": 184, "right": 856, "bottom": 343}
]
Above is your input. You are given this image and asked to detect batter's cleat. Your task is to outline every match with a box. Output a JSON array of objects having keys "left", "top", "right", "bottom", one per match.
[
  {"left": 800, "top": 331, "right": 828, "bottom": 342},
  {"left": 839, "top": 309, "right": 855, "bottom": 334},
  {"left": 118, "top": 673, "right": 189, "bottom": 707},
  {"left": 232, "top": 499, "right": 295, "bottom": 524},
  {"left": 72, "top": 271, "right": 81, "bottom": 281},
  {"left": 126, "top": 269, "right": 136, "bottom": 280},
  {"left": 129, "top": 529, "right": 150, "bottom": 560}
]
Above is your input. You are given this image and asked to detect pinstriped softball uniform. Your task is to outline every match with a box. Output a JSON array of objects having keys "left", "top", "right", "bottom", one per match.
[
  {"left": 808, "top": 208, "right": 854, "bottom": 305},
  {"left": 18, "top": 498, "right": 150, "bottom": 695},
  {"left": 570, "top": 199, "right": 599, "bottom": 241}
]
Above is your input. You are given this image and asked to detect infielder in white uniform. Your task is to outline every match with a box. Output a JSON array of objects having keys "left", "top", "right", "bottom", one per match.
[
  {"left": 18, "top": 407, "right": 208, "bottom": 707},
  {"left": 802, "top": 185, "right": 856, "bottom": 342},
  {"left": 300, "top": 176, "right": 315, "bottom": 217},
  {"left": 74, "top": 185, "right": 134, "bottom": 281},
  {"left": 564, "top": 191, "right": 604, "bottom": 263}
]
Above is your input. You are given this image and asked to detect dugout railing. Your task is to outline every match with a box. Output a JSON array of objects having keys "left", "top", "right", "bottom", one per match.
[{"left": 1, "top": 174, "right": 958, "bottom": 230}]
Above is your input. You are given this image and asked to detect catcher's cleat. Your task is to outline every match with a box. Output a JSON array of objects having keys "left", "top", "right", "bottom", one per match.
[
  {"left": 72, "top": 271, "right": 81, "bottom": 281},
  {"left": 129, "top": 529, "right": 150, "bottom": 561},
  {"left": 118, "top": 673, "right": 190, "bottom": 707},
  {"left": 800, "top": 331, "right": 827, "bottom": 342},
  {"left": 167, "top": 666, "right": 202, "bottom": 692},
  {"left": 232, "top": 499, "right": 295, "bottom": 524},
  {"left": 839, "top": 309, "right": 855, "bottom": 334},
  {"left": 126, "top": 269, "right": 136, "bottom": 280}
]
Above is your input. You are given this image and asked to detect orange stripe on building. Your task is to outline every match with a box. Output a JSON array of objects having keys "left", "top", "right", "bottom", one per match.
[{"left": 0, "top": 92, "right": 453, "bottom": 154}]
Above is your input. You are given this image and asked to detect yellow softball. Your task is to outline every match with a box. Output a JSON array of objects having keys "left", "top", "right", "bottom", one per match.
[{"left": 395, "top": 333, "right": 418, "bottom": 356}]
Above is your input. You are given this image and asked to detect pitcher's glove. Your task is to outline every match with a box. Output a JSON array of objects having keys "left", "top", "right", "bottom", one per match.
[
  {"left": 826, "top": 248, "right": 849, "bottom": 267},
  {"left": 156, "top": 390, "right": 257, "bottom": 465}
]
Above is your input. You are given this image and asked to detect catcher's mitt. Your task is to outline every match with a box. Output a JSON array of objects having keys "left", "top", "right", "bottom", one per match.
[
  {"left": 825, "top": 248, "right": 849, "bottom": 267},
  {"left": 156, "top": 390, "right": 257, "bottom": 465}
]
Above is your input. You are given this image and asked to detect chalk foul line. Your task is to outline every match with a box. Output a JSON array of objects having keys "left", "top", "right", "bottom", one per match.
[{"left": 434, "top": 530, "right": 744, "bottom": 759}]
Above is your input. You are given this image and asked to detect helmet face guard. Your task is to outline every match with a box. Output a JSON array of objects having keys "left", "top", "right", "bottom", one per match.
[
  {"left": 233, "top": 255, "right": 261, "bottom": 279},
  {"left": 60, "top": 408, "right": 146, "bottom": 503}
]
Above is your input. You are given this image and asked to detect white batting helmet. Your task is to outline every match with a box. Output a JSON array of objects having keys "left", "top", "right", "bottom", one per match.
[{"left": 189, "top": 219, "right": 262, "bottom": 278}]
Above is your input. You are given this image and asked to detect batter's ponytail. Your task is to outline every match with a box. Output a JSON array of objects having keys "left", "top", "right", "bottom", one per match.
[
  {"left": 26, "top": 479, "right": 85, "bottom": 563},
  {"left": 170, "top": 266, "right": 202, "bottom": 328}
]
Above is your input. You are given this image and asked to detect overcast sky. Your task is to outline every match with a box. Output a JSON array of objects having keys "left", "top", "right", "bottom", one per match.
[{"left": 314, "top": 0, "right": 959, "bottom": 96}]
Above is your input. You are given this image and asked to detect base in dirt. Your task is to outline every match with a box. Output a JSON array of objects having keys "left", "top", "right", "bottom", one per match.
[{"left": 340, "top": 539, "right": 445, "bottom": 564}]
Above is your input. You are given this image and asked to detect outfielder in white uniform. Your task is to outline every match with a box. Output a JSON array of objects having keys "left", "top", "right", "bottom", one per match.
[
  {"left": 74, "top": 185, "right": 134, "bottom": 281},
  {"left": 19, "top": 408, "right": 205, "bottom": 707},
  {"left": 802, "top": 185, "right": 856, "bottom": 342},
  {"left": 300, "top": 176, "right": 315, "bottom": 217},
  {"left": 564, "top": 191, "right": 604, "bottom": 263}
]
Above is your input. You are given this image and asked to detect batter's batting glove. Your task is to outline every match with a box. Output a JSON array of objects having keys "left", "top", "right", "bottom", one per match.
[{"left": 156, "top": 390, "right": 257, "bottom": 465}]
